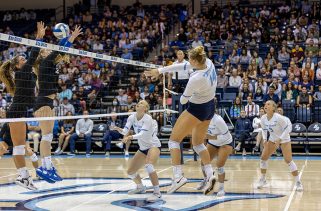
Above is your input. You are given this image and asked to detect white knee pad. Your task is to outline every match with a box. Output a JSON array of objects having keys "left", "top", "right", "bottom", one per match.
[
  {"left": 145, "top": 164, "right": 155, "bottom": 174},
  {"left": 42, "top": 133, "right": 53, "bottom": 143},
  {"left": 30, "top": 153, "right": 38, "bottom": 162},
  {"left": 193, "top": 144, "right": 207, "bottom": 154},
  {"left": 168, "top": 140, "right": 180, "bottom": 150},
  {"left": 260, "top": 160, "right": 268, "bottom": 170},
  {"left": 13, "top": 145, "right": 25, "bottom": 156},
  {"left": 217, "top": 167, "right": 225, "bottom": 175},
  {"left": 128, "top": 172, "right": 138, "bottom": 179},
  {"left": 288, "top": 160, "right": 297, "bottom": 172}
]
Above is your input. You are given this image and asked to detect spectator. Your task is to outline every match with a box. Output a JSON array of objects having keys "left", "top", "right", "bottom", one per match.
[
  {"left": 234, "top": 110, "right": 252, "bottom": 156},
  {"left": 252, "top": 108, "right": 265, "bottom": 153},
  {"left": 313, "top": 86, "right": 321, "bottom": 101},
  {"left": 229, "top": 69, "right": 242, "bottom": 87},
  {"left": 291, "top": 45, "right": 304, "bottom": 64},
  {"left": 278, "top": 47, "right": 290, "bottom": 63},
  {"left": 263, "top": 86, "right": 280, "bottom": 104},
  {"left": 140, "top": 86, "right": 150, "bottom": 100},
  {"left": 230, "top": 97, "right": 243, "bottom": 120},
  {"left": 70, "top": 93, "right": 82, "bottom": 114},
  {"left": 244, "top": 96, "right": 260, "bottom": 119},
  {"left": 272, "top": 63, "right": 286, "bottom": 80},
  {"left": 254, "top": 86, "right": 264, "bottom": 100},
  {"left": 296, "top": 86, "right": 312, "bottom": 108},
  {"left": 121, "top": 48, "right": 133, "bottom": 60},
  {"left": 299, "top": 75, "right": 314, "bottom": 93},
  {"left": 103, "top": 113, "right": 124, "bottom": 157},
  {"left": 0, "top": 94, "right": 7, "bottom": 109},
  {"left": 58, "top": 83, "right": 73, "bottom": 102},
  {"left": 27, "top": 121, "right": 41, "bottom": 154},
  {"left": 315, "top": 61, "right": 321, "bottom": 80},
  {"left": 282, "top": 82, "right": 299, "bottom": 101},
  {"left": 58, "top": 97, "right": 75, "bottom": 116},
  {"left": 69, "top": 110, "right": 93, "bottom": 157},
  {"left": 216, "top": 69, "right": 228, "bottom": 89},
  {"left": 301, "top": 62, "right": 315, "bottom": 81},
  {"left": 191, "top": 36, "right": 202, "bottom": 48},
  {"left": 116, "top": 88, "right": 128, "bottom": 106},
  {"left": 54, "top": 112, "right": 75, "bottom": 155},
  {"left": 126, "top": 96, "right": 136, "bottom": 110}
]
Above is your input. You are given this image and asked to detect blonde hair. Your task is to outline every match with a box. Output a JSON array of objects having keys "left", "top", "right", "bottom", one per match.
[
  {"left": 137, "top": 100, "right": 150, "bottom": 113},
  {"left": 266, "top": 100, "right": 277, "bottom": 112},
  {"left": 188, "top": 46, "right": 206, "bottom": 64},
  {"left": 0, "top": 56, "right": 19, "bottom": 95}
]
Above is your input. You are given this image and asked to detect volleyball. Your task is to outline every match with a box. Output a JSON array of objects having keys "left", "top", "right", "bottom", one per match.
[{"left": 53, "top": 23, "right": 70, "bottom": 39}]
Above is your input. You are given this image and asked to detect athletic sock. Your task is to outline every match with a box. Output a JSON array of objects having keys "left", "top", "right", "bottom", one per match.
[
  {"left": 137, "top": 183, "right": 144, "bottom": 189},
  {"left": 203, "top": 164, "right": 214, "bottom": 180},
  {"left": 218, "top": 182, "right": 224, "bottom": 189},
  {"left": 295, "top": 175, "right": 300, "bottom": 183},
  {"left": 261, "top": 174, "right": 266, "bottom": 180},
  {"left": 153, "top": 185, "right": 160, "bottom": 194},
  {"left": 173, "top": 165, "right": 183, "bottom": 180},
  {"left": 18, "top": 167, "right": 29, "bottom": 179},
  {"left": 44, "top": 156, "right": 53, "bottom": 170}
]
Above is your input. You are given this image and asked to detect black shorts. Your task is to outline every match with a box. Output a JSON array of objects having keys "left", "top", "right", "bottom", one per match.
[
  {"left": 207, "top": 141, "right": 233, "bottom": 149},
  {"left": 187, "top": 100, "right": 215, "bottom": 121},
  {"left": 6, "top": 103, "right": 32, "bottom": 118},
  {"left": 3, "top": 138, "right": 13, "bottom": 148},
  {"left": 34, "top": 96, "right": 54, "bottom": 112},
  {"left": 138, "top": 147, "right": 161, "bottom": 155}
]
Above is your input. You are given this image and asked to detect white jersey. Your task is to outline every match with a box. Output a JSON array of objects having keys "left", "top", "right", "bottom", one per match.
[
  {"left": 159, "top": 58, "right": 217, "bottom": 104},
  {"left": 121, "top": 113, "right": 161, "bottom": 150},
  {"left": 171, "top": 59, "right": 193, "bottom": 80},
  {"left": 207, "top": 114, "right": 232, "bottom": 146},
  {"left": 252, "top": 117, "right": 262, "bottom": 133},
  {"left": 260, "top": 113, "right": 292, "bottom": 143}
]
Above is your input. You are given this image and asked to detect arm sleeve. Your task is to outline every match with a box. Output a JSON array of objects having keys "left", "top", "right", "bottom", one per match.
[
  {"left": 0, "top": 124, "right": 6, "bottom": 141},
  {"left": 85, "top": 121, "right": 93, "bottom": 134},
  {"left": 279, "top": 117, "right": 291, "bottom": 140},
  {"left": 180, "top": 77, "right": 199, "bottom": 104},
  {"left": 25, "top": 47, "right": 41, "bottom": 70},
  {"left": 120, "top": 115, "right": 133, "bottom": 135},
  {"left": 158, "top": 62, "right": 192, "bottom": 74},
  {"left": 132, "top": 117, "right": 152, "bottom": 140}
]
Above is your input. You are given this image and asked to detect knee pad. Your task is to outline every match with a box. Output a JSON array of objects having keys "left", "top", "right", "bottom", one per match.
[
  {"left": 41, "top": 133, "right": 53, "bottom": 143},
  {"left": 168, "top": 140, "right": 180, "bottom": 150},
  {"left": 260, "top": 160, "right": 268, "bottom": 170},
  {"left": 145, "top": 164, "right": 155, "bottom": 174},
  {"left": 13, "top": 145, "right": 25, "bottom": 156},
  {"left": 217, "top": 167, "right": 225, "bottom": 175},
  {"left": 193, "top": 144, "right": 207, "bottom": 154},
  {"left": 288, "top": 160, "right": 297, "bottom": 172},
  {"left": 128, "top": 172, "right": 138, "bottom": 179},
  {"left": 30, "top": 153, "right": 38, "bottom": 162}
]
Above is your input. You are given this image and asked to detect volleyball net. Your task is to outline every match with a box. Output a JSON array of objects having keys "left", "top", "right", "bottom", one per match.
[{"left": 0, "top": 32, "right": 178, "bottom": 124}]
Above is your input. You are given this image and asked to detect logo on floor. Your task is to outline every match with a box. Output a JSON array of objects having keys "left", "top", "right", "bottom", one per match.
[{"left": 0, "top": 178, "right": 284, "bottom": 210}]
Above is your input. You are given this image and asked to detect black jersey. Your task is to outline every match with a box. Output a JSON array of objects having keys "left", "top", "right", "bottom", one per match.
[
  {"left": 12, "top": 47, "right": 39, "bottom": 105},
  {"left": 38, "top": 51, "right": 60, "bottom": 97}
]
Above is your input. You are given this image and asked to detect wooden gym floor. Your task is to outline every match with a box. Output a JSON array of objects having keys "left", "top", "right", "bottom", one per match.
[{"left": 0, "top": 155, "right": 319, "bottom": 211}]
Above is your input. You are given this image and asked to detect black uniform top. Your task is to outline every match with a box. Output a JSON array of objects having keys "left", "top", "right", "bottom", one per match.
[
  {"left": 0, "top": 123, "right": 12, "bottom": 147},
  {"left": 38, "top": 51, "right": 60, "bottom": 97},
  {"left": 12, "top": 47, "right": 39, "bottom": 105}
]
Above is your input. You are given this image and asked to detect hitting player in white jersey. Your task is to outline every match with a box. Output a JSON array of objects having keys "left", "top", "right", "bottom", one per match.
[
  {"left": 256, "top": 100, "right": 303, "bottom": 191},
  {"left": 196, "top": 113, "right": 233, "bottom": 197},
  {"left": 145, "top": 46, "right": 217, "bottom": 195},
  {"left": 113, "top": 100, "right": 162, "bottom": 202}
]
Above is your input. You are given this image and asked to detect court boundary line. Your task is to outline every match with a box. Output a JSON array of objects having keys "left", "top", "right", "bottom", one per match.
[
  {"left": 66, "top": 158, "right": 192, "bottom": 211},
  {"left": 283, "top": 159, "right": 307, "bottom": 211}
]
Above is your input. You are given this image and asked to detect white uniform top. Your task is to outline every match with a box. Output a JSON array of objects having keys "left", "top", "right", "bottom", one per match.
[
  {"left": 207, "top": 114, "right": 233, "bottom": 146},
  {"left": 260, "top": 113, "right": 292, "bottom": 143},
  {"left": 159, "top": 58, "right": 217, "bottom": 104},
  {"left": 171, "top": 59, "right": 193, "bottom": 80},
  {"left": 121, "top": 113, "right": 161, "bottom": 151},
  {"left": 252, "top": 117, "right": 262, "bottom": 133}
]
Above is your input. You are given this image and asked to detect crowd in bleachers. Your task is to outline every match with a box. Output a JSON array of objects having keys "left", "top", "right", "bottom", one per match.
[{"left": 2, "top": 0, "right": 321, "bottom": 155}]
